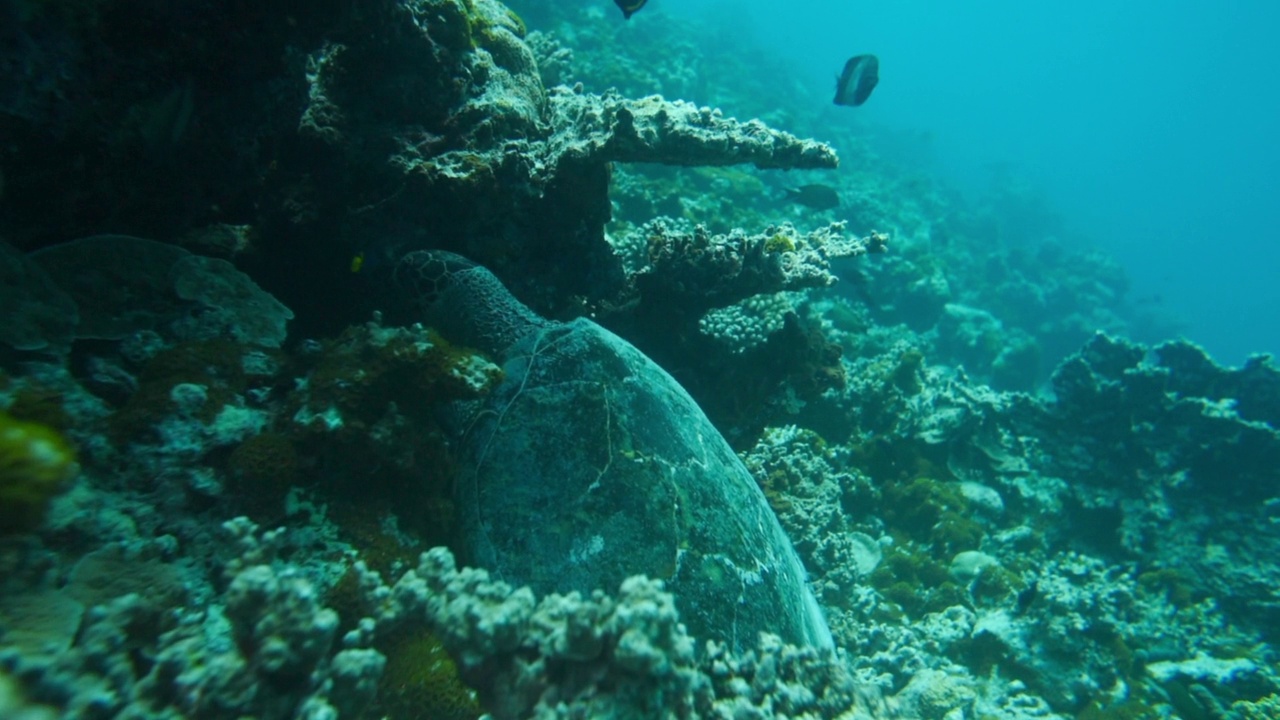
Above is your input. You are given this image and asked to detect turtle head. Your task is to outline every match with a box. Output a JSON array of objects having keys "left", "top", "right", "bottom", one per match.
[
  {"left": 392, "top": 250, "right": 550, "bottom": 358},
  {"left": 392, "top": 250, "right": 479, "bottom": 316}
]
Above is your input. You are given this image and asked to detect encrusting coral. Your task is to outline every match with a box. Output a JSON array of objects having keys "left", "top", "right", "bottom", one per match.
[{"left": 349, "top": 546, "right": 882, "bottom": 720}]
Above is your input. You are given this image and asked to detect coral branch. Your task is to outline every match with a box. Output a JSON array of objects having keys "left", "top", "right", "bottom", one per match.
[
  {"left": 549, "top": 90, "right": 839, "bottom": 170},
  {"left": 634, "top": 221, "right": 886, "bottom": 320}
]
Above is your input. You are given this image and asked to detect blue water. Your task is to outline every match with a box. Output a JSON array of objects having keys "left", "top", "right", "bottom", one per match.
[{"left": 671, "top": 0, "right": 1280, "bottom": 366}]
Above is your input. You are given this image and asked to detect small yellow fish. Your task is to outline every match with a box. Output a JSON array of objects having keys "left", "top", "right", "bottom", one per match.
[
  {"left": 614, "top": 0, "right": 647, "bottom": 19},
  {"left": 350, "top": 252, "right": 365, "bottom": 273}
]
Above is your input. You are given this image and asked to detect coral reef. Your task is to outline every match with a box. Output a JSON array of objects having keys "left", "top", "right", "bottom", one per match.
[
  {"left": 0, "top": 0, "right": 861, "bottom": 449},
  {"left": 290, "top": 0, "right": 841, "bottom": 324},
  {"left": 1049, "top": 333, "right": 1280, "bottom": 503},
  {"left": 598, "top": 222, "right": 885, "bottom": 444},
  {"left": 0, "top": 519, "right": 383, "bottom": 719},
  {"left": 0, "top": 1, "right": 1276, "bottom": 719},
  {"left": 630, "top": 221, "right": 884, "bottom": 323},
  {"left": 732, "top": 326, "right": 1280, "bottom": 718},
  {"left": 349, "top": 546, "right": 881, "bottom": 720}
]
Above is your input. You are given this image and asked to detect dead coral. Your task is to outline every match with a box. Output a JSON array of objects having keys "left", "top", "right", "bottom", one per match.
[
  {"left": 631, "top": 220, "right": 884, "bottom": 322},
  {"left": 542, "top": 89, "right": 838, "bottom": 171}
]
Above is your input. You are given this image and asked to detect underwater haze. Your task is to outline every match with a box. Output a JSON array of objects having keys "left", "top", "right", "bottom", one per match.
[{"left": 675, "top": 0, "right": 1280, "bottom": 365}]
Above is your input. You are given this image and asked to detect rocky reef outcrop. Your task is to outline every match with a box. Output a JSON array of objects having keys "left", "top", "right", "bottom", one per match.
[{"left": 2, "top": 0, "right": 836, "bottom": 324}]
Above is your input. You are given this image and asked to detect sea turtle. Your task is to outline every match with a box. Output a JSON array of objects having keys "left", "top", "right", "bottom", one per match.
[{"left": 394, "top": 250, "right": 832, "bottom": 650}]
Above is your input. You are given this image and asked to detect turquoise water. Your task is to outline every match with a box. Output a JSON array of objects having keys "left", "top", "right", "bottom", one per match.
[{"left": 666, "top": 0, "right": 1280, "bottom": 366}]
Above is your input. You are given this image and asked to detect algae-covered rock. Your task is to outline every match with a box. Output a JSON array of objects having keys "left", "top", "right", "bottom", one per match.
[
  {"left": 30, "top": 235, "right": 293, "bottom": 347},
  {"left": 394, "top": 250, "right": 832, "bottom": 650},
  {"left": 0, "top": 241, "right": 78, "bottom": 353}
]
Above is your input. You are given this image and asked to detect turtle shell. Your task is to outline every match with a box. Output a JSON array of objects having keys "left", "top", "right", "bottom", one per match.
[{"left": 455, "top": 317, "right": 832, "bottom": 650}]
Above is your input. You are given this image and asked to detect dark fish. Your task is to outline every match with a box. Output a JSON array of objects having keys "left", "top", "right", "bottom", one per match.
[
  {"left": 834, "top": 54, "right": 879, "bottom": 107},
  {"left": 784, "top": 184, "right": 841, "bottom": 211},
  {"left": 614, "top": 0, "right": 647, "bottom": 19},
  {"left": 1014, "top": 580, "right": 1039, "bottom": 615}
]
